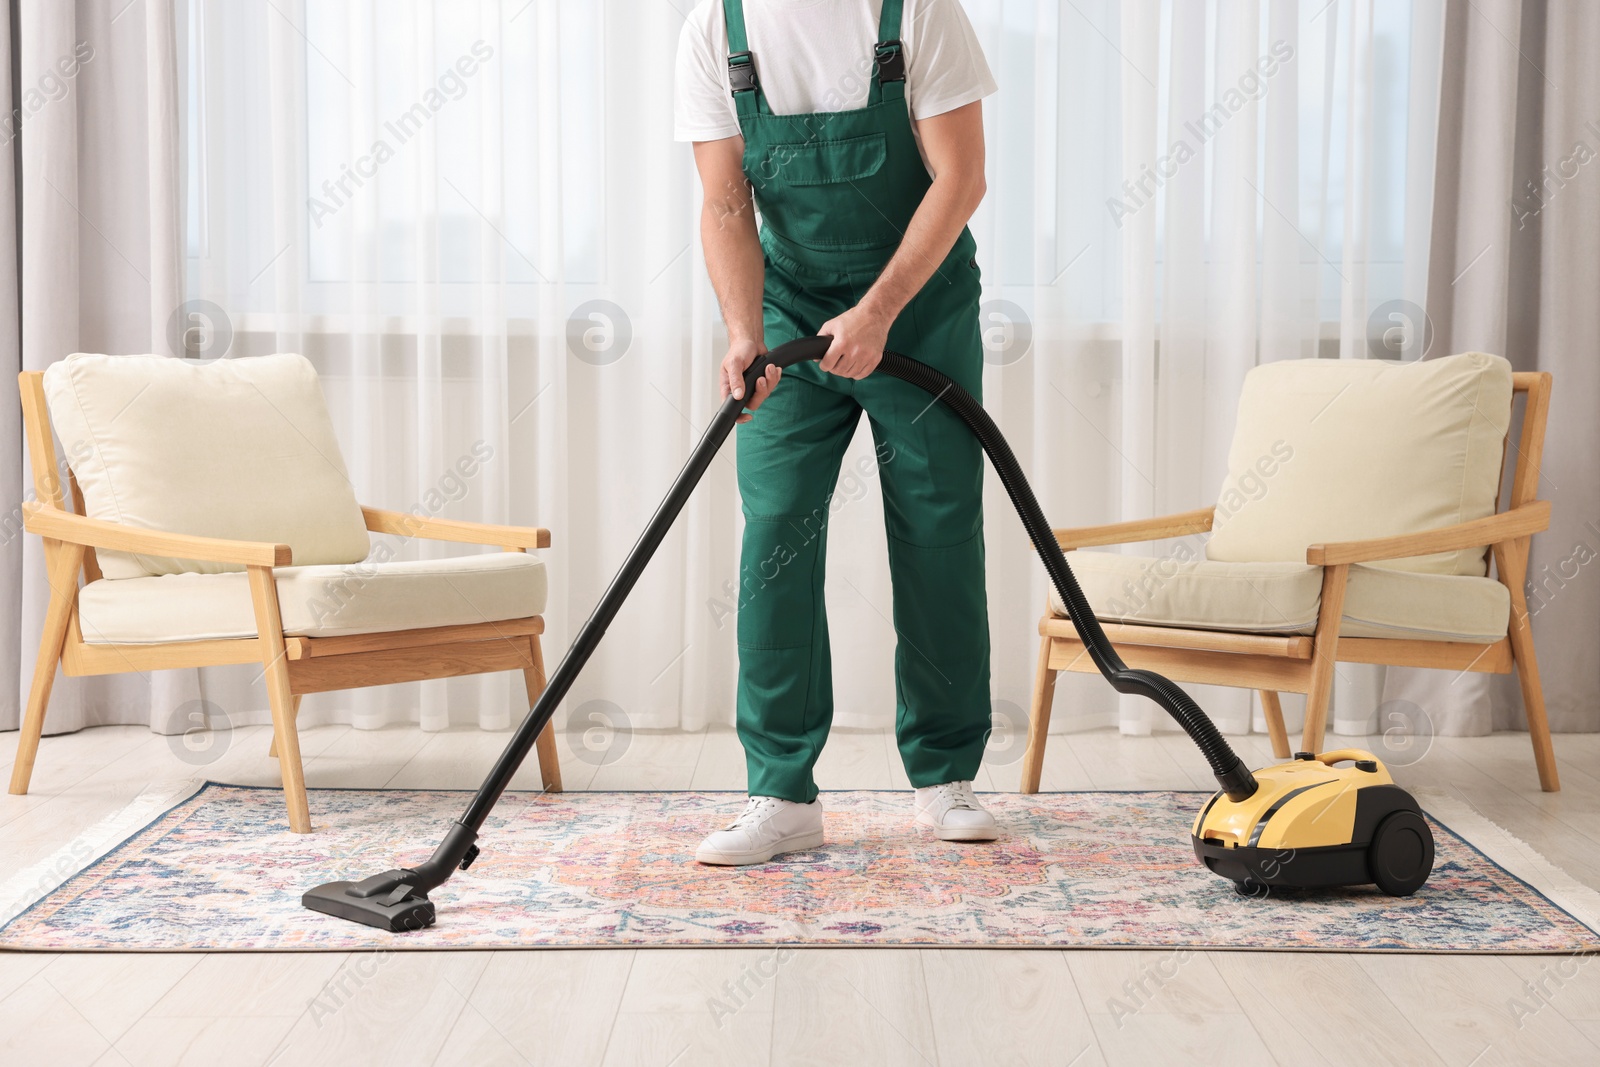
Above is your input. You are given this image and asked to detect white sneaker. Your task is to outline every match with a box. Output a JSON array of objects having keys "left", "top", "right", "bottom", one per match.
[
  {"left": 695, "top": 795, "right": 825, "bottom": 865},
  {"left": 913, "top": 781, "right": 1000, "bottom": 841}
]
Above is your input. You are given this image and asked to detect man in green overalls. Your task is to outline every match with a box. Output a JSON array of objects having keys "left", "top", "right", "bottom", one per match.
[{"left": 676, "top": 0, "right": 999, "bottom": 863}]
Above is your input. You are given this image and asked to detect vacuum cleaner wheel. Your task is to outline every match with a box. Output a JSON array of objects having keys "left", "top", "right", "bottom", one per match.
[{"left": 1368, "top": 809, "right": 1434, "bottom": 896}]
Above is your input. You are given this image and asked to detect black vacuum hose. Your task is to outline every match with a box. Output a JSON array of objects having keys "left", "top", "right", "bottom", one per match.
[
  {"left": 746, "top": 338, "right": 1258, "bottom": 802},
  {"left": 303, "top": 331, "right": 1261, "bottom": 929}
]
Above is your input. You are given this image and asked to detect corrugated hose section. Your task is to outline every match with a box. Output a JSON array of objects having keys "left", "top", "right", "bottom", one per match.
[{"left": 873, "top": 351, "right": 1258, "bottom": 802}]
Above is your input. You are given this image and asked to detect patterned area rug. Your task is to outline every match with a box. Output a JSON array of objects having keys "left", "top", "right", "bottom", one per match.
[{"left": 2, "top": 782, "right": 1598, "bottom": 952}]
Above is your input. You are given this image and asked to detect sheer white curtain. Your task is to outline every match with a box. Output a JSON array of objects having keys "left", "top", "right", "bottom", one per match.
[
  {"left": 965, "top": 0, "right": 1443, "bottom": 738},
  {"left": 158, "top": 0, "right": 1443, "bottom": 744},
  {"left": 180, "top": 0, "right": 730, "bottom": 735}
]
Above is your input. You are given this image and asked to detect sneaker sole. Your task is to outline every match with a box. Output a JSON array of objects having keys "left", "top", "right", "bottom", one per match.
[
  {"left": 915, "top": 812, "right": 1001, "bottom": 842},
  {"left": 694, "top": 827, "right": 826, "bottom": 866}
]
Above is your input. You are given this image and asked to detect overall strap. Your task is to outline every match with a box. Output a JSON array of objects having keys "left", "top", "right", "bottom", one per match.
[
  {"left": 722, "top": 0, "right": 764, "bottom": 119},
  {"left": 872, "top": 0, "right": 907, "bottom": 105},
  {"left": 878, "top": 0, "right": 904, "bottom": 41},
  {"left": 724, "top": 0, "right": 749, "bottom": 52}
]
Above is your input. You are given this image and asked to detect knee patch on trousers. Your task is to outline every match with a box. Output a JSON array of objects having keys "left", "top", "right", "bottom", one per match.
[{"left": 884, "top": 525, "right": 985, "bottom": 554}]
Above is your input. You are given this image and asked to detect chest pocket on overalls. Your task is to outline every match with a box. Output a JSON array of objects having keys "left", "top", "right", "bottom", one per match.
[
  {"left": 759, "top": 133, "right": 887, "bottom": 186},
  {"left": 751, "top": 132, "right": 902, "bottom": 251}
]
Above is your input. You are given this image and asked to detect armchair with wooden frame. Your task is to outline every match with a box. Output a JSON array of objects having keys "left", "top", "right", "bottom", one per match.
[
  {"left": 1020, "top": 354, "right": 1558, "bottom": 795},
  {"left": 10, "top": 354, "right": 563, "bottom": 833}
]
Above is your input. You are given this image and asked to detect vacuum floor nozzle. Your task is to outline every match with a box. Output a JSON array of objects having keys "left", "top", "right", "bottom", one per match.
[{"left": 303, "top": 871, "right": 438, "bottom": 933}]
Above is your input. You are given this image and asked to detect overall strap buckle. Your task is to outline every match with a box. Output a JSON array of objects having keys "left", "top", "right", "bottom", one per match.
[
  {"left": 874, "top": 40, "right": 906, "bottom": 83},
  {"left": 728, "top": 51, "right": 759, "bottom": 94}
]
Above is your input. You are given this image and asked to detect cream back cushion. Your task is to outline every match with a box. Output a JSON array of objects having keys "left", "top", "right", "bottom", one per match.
[
  {"left": 1206, "top": 352, "right": 1513, "bottom": 576},
  {"left": 44, "top": 353, "right": 370, "bottom": 579}
]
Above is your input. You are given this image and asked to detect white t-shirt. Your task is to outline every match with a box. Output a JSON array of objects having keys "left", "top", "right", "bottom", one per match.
[{"left": 674, "top": 0, "right": 997, "bottom": 143}]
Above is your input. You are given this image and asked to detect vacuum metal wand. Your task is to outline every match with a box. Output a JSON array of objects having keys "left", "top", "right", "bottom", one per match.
[{"left": 303, "top": 336, "right": 1256, "bottom": 932}]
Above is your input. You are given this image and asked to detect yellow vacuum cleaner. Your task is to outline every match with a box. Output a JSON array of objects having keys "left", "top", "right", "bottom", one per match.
[
  {"left": 1192, "top": 749, "right": 1434, "bottom": 896},
  {"left": 305, "top": 338, "right": 1432, "bottom": 932}
]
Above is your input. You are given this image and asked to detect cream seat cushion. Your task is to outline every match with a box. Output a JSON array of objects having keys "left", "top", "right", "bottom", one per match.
[
  {"left": 43, "top": 352, "right": 370, "bottom": 579},
  {"left": 77, "top": 552, "right": 548, "bottom": 643},
  {"left": 1205, "top": 352, "right": 1513, "bottom": 576},
  {"left": 1049, "top": 551, "right": 1510, "bottom": 643}
]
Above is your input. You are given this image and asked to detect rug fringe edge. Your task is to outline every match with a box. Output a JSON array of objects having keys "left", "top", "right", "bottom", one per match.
[
  {"left": 1418, "top": 786, "right": 1600, "bottom": 940},
  {"left": 0, "top": 778, "right": 207, "bottom": 931}
]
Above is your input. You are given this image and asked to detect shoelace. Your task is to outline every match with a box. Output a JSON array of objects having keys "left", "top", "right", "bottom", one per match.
[
  {"left": 727, "top": 795, "right": 783, "bottom": 830},
  {"left": 931, "top": 781, "right": 980, "bottom": 811}
]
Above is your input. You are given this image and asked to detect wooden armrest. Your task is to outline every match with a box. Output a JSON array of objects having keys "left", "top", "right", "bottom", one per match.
[
  {"left": 22, "top": 502, "right": 292, "bottom": 567},
  {"left": 362, "top": 506, "right": 552, "bottom": 549},
  {"left": 1050, "top": 507, "right": 1215, "bottom": 551},
  {"left": 1306, "top": 501, "right": 1551, "bottom": 566}
]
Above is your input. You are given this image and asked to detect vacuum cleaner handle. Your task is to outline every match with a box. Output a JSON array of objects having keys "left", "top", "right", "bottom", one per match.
[{"left": 738, "top": 336, "right": 832, "bottom": 401}]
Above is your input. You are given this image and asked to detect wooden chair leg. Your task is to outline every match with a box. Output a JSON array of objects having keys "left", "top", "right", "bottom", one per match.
[
  {"left": 1301, "top": 564, "right": 1349, "bottom": 755},
  {"left": 267, "top": 694, "right": 302, "bottom": 759},
  {"left": 9, "top": 541, "right": 85, "bottom": 796},
  {"left": 1258, "top": 690, "right": 1291, "bottom": 760},
  {"left": 1496, "top": 539, "right": 1560, "bottom": 791},
  {"left": 248, "top": 566, "right": 311, "bottom": 832},
  {"left": 1020, "top": 632, "right": 1059, "bottom": 794},
  {"left": 525, "top": 635, "right": 562, "bottom": 793}
]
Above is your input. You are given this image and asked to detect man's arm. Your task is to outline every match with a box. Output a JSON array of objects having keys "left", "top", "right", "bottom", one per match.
[
  {"left": 818, "top": 100, "right": 987, "bottom": 378},
  {"left": 692, "top": 137, "right": 782, "bottom": 420}
]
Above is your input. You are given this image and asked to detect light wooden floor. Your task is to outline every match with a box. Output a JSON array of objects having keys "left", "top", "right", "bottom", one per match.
[{"left": 3, "top": 721, "right": 1600, "bottom": 1066}]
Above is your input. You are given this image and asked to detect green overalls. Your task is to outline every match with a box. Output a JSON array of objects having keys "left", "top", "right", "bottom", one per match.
[{"left": 724, "top": 0, "right": 991, "bottom": 803}]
